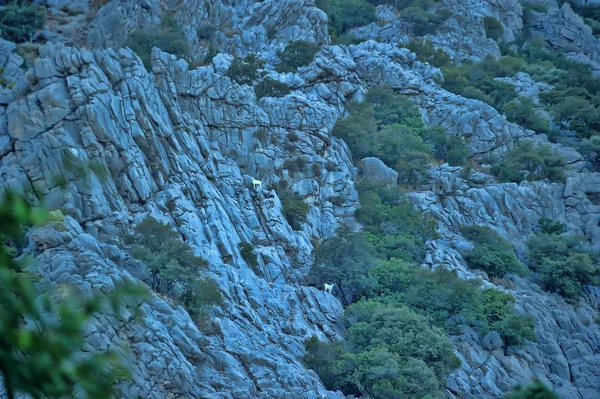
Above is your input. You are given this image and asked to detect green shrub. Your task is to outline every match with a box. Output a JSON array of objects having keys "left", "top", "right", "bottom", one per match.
[
  {"left": 332, "top": 87, "right": 443, "bottom": 186},
  {"left": 255, "top": 78, "right": 291, "bottom": 99},
  {"left": 196, "top": 23, "right": 217, "bottom": 41},
  {"left": 483, "top": 16, "right": 504, "bottom": 41},
  {"left": 304, "top": 300, "right": 460, "bottom": 399},
  {"left": 239, "top": 242, "right": 259, "bottom": 271},
  {"left": 316, "top": 0, "right": 376, "bottom": 37},
  {"left": 480, "top": 289, "right": 535, "bottom": 346},
  {"left": 226, "top": 54, "right": 265, "bottom": 85},
  {"left": 276, "top": 189, "right": 309, "bottom": 230},
  {"left": 504, "top": 381, "right": 558, "bottom": 399},
  {"left": 538, "top": 218, "right": 565, "bottom": 235},
  {"left": 309, "top": 228, "right": 377, "bottom": 305},
  {"left": 490, "top": 141, "right": 566, "bottom": 183},
  {"left": 526, "top": 232, "right": 599, "bottom": 299},
  {"left": 276, "top": 40, "right": 320, "bottom": 73},
  {"left": 460, "top": 225, "right": 526, "bottom": 278},
  {"left": 503, "top": 97, "right": 549, "bottom": 133},
  {"left": 422, "top": 128, "right": 469, "bottom": 166},
  {"left": 125, "top": 16, "right": 188, "bottom": 70},
  {"left": 0, "top": 4, "right": 45, "bottom": 43},
  {"left": 283, "top": 156, "right": 309, "bottom": 172},
  {"left": 123, "top": 217, "right": 221, "bottom": 318},
  {"left": 400, "top": 39, "right": 453, "bottom": 68}
]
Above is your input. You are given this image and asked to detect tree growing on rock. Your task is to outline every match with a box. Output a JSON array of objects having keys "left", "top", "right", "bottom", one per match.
[
  {"left": 123, "top": 217, "right": 221, "bottom": 318},
  {"left": 0, "top": 193, "right": 146, "bottom": 399}
]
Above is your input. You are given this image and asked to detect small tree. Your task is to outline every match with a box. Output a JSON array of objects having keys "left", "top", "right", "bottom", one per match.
[
  {"left": 504, "top": 381, "right": 558, "bottom": 399},
  {"left": 255, "top": 78, "right": 291, "bottom": 99},
  {"left": 309, "top": 228, "right": 377, "bottom": 305},
  {"left": 0, "top": 4, "right": 45, "bottom": 43},
  {"left": 276, "top": 40, "right": 320, "bottom": 73},
  {"left": 123, "top": 217, "right": 221, "bottom": 317},
  {"left": 226, "top": 54, "right": 265, "bottom": 85},
  {"left": 491, "top": 141, "right": 566, "bottom": 183},
  {"left": 0, "top": 193, "right": 145, "bottom": 399},
  {"left": 483, "top": 16, "right": 504, "bottom": 41}
]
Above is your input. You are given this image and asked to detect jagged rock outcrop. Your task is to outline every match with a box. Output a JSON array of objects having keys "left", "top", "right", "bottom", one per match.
[{"left": 2, "top": 0, "right": 600, "bottom": 398}]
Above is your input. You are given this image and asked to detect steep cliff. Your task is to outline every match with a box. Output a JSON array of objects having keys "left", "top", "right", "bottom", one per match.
[{"left": 1, "top": 0, "right": 600, "bottom": 398}]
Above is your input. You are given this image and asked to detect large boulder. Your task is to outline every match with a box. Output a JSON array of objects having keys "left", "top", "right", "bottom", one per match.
[{"left": 359, "top": 157, "right": 398, "bottom": 185}]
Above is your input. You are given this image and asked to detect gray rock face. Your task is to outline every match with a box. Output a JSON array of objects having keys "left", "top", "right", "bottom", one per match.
[
  {"left": 2, "top": 0, "right": 600, "bottom": 398},
  {"left": 359, "top": 157, "right": 398, "bottom": 185}
]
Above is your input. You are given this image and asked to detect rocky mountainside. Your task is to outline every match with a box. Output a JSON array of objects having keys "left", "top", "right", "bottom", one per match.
[{"left": 1, "top": 0, "right": 599, "bottom": 398}]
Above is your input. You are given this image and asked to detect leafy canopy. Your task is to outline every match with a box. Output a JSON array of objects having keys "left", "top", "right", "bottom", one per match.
[{"left": 0, "top": 193, "right": 146, "bottom": 399}]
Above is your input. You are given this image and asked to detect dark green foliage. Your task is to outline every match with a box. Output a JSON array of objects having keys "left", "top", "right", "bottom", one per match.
[
  {"left": 125, "top": 16, "right": 188, "bottom": 70},
  {"left": 123, "top": 217, "right": 221, "bottom": 318},
  {"left": 304, "top": 301, "right": 460, "bottom": 399},
  {"left": 276, "top": 188, "right": 309, "bottom": 230},
  {"left": 503, "top": 97, "right": 549, "bottom": 134},
  {"left": 483, "top": 16, "right": 504, "bottom": 41},
  {"left": 538, "top": 218, "right": 565, "bottom": 235},
  {"left": 422, "top": 128, "right": 469, "bottom": 166},
  {"left": 309, "top": 228, "right": 377, "bottom": 305},
  {"left": 255, "top": 78, "right": 291, "bottom": 99},
  {"left": 504, "top": 381, "right": 559, "bottom": 399},
  {"left": 373, "top": 0, "right": 453, "bottom": 36},
  {"left": 480, "top": 289, "right": 535, "bottom": 346},
  {"left": 276, "top": 40, "right": 320, "bottom": 72},
  {"left": 226, "top": 54, "right": 265, "bottom": 85},
  {"left": 283, "top": 156, "right": 309, "bottom": 172},
  {"left": 526, "top": 232, "right": 599, "bottom": 299},
  {"left": 579, "top": 135, "right": 600, "bottom": 170},
  {"left": 0, "top": 4, "right": 45, "bottom": 43},
  {"left": 355, "top": 182, "right": 437, "bottom": 263},
  {"left": 239, "top": 242, "right": 258, "bottom": 270},
  {"left": 0, "top": 193, "right": 146, "bottom": 399},
  {"left": 332, "top": 87, "right": 453, "bottom": 186},
  {"left": 400, "top": 39, "right": 453, "bottom": 68},
  {"left": 460, "top": 225, "right": 527, "bottom": 277},
  {"left": 315, "top": 0, "right": 376, "bottom": 37},
  {"left": 196, "top": 23, "right": 217, "bottom": 41},
  {"left": 490, "top": 142, "right": 566, "bottom": 183}
]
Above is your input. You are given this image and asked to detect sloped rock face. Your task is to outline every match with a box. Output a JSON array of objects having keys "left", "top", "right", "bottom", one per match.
[{"left": 2, "top": 0, "right": 600, "bottom": 398}]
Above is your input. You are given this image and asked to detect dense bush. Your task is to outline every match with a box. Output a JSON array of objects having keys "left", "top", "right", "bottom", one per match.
[
  {"left": 226, "top": 54, "right": 265, "bottom": 85},
  {"left": 123, "top": 217, "right": 221, "bottom": 318},
  {"left": 332, "top": 87, "right": 465, "bottom": 186},
  {"left": 483, "top": 16, "right": 504, "bottom": 41},
  {"left": 304, "top": 301, "right": 460, "bottom": 399},
  {"left": 480, "top": 289, "right": 535, "bottom": 346},
  {"left": 315, "top": 0, "right": 376, "bottom": 37},
  {"left": 504, "top": 381, "right": 558, "bottom": 399},
  {"left": 125, "top": 16, "right": 188, "bottom": 70},
  {"left": 355, "top": 182, "right": 438, "bottom": 262},
  {"left": 490, "top": 141, "right": 566, "bottom": 183},
  {"left": 526, "top": 230, "right": 599, "bottom": 299},
  {"left": 196, "top": 23, "right": 217, "bottom": 41},
  {"left": 502, "top": 97, "right": 549, "bottom": 134},
  {"left": 0, "top": 4, "right": 45, "bottom": 43},
  {"left": 276, "top": 40, "right": 320, "bottom": 72},
  {"left": 400, "top": 39, "right": 453, "bottom": 68},
  {"left": 239, "top": 242, "right": 259, "bottom": 270},
  {"left": 275, "top": 187, "right": 309, "bottom": 230},
  {"left": 255, "top": 77, "right": 291, "bottom": 99},
  {"left": 309, "top": 228, "right": 377, "bottom": 305},
  {"left": 460, "top": 225, "right": 527, "bottom": 277}
]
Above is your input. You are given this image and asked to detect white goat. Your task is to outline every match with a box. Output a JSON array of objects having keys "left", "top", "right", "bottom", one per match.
[
  {"left": 324, "top": 283, "right": 334, "bottom": 294},
  {"left": 252, "top": 179, "right": 262, "bottom": 190}
]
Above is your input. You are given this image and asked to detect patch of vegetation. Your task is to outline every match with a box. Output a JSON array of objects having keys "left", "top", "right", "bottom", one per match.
[
  {"left": 460, "top": 225, "right": 527, "bottom": 278},
  {"left": 239, "top": 242, "right": 259, "bottom": 271},
  {"left": 283, "top": 156, "right": 309, "bottom": 173},
  {"left": 274, "top": 183, "right": 309, "bottom": 230},
  {"left": 315, "top": 0, "right": 376, "bottom": 38},
  {"left": 226, "top": 54, "right": 265, "bottom": 85},
  {"left": 400, "top": 38, "right": 453, "bottom": 68},
  {"left": 526, "top": 223, "right": 599, "bottom": 300},
  {"left": 196, "top": 23, "right": 217, "bottom": 41},
  {"left": 255, "top": 78, "right": 291, "bottom": 99},
  {"left": 332, "top": 87, "right": 467, "bottom": 187},
  {"left": 0, "top": 3, "right": 45, "bottom": 43},
  {"left": 355, "top": 181, "right": 438, "bottom": 263},
  {"left": 125, "top": 15, "right": 188, "bottom": 70},
  {"left": 304, "top": 301, "right": 460, "bottom": 399},
  {"left": 276, "top": 40, "right": 320, "bottom": 73},
  {"left": 490, "top": 141, "right": 566, "bottom": 183},
  {"left": 504, "top": 381, "right": 558, "bottom": 399},
  {"left": 483, "top": 16, "right": 504, "bottom": 41},
  {"left": 123, "top": 217, "right": 221, "bottom": 318},
  {"left": 0, "top": 192, "right": 146, "bottom": 398},
  {"left": 366, "top": 0, "right": 453, "bottom": 36},
  {"left": 502, "top": 97, "right": 549, "bottom": 134}
]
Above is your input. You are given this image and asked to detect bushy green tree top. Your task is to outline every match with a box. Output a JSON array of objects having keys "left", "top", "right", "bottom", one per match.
[
  {"left": 276, "top": 40, "right": 320, "bottom": 73},
  {"left": 0, "top": 193, "right": 146, "bottom": 399},
  {"left": 491, "top": 141, "right": 566, "bottom": 184},
  {"left": 0, "top": 4, "right": 45, "bottom": 43},
  {"left": 504, "top": 381, "right": 558, "bottom": 399}
]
